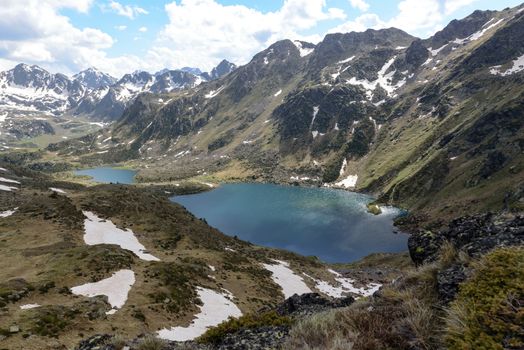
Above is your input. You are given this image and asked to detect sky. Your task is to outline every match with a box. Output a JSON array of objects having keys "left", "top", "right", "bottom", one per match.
[{"left": 0, "top": 0, "right": 521, "bottom": 78}]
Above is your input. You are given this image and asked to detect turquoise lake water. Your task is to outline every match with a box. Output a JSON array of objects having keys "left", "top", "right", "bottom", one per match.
[
  {"left": 74, "top": 167, "right": 137, "bottom": 184},
  {"left": 171, "top": 183, "right": 408, "bottom": 263}
]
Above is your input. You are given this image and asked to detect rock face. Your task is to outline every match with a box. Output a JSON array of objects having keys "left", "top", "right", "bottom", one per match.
[
  {"left": 408, "top": 213, "right": 524, "bottom": 265},
  {"left": 408, "top": 213, "right": 524, "bottom": 302},
  {"left": 276, "top": 292, "right": 354, "bottom": 317},
  {"left": 201, "top": 60, "right": 237, "bottom": 80}
]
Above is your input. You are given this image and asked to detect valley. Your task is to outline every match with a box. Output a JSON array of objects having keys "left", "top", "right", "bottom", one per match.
[{"left": 0, "top": 2, "right": 523, "bottom": 349}]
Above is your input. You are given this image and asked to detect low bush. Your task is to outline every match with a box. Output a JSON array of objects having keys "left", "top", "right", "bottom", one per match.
[
  {"left": 445, "top": 247, "right": 524, "bottom": 349},
  {"left": 198, "top": 311, "right": 291, "bottom": 344}
]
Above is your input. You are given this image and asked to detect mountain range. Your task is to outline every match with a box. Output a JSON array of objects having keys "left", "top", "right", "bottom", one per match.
[
  {"left": 0, "top": 60, "right": 237, "bottom": 121},
  {"left": 0, "top": 4, "right": 522, "bottom": 226},
  {"left": 41, "top": 5, "right": 524, "bottom": 224}
]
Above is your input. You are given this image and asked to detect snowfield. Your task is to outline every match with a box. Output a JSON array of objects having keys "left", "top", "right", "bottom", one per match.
[
  {"left": 71, "top": 269, "right": 135, "bottom": 311},
  {"left": 82, "top": 211, "right": 160, "bottom": 261},
  {"left": 262, "top": 260, "right": 312, "bottom": 298},
  {"left": 157, "top": 287, "right": 242, "bottom": 341}
]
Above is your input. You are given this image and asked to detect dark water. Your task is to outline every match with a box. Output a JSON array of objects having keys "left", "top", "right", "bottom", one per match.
[
  {"left": 74, "top": 167, "right": 137, "bottom": 184},
  {"left": 171, "top": 183, "right": 408, "bottom": 263}
]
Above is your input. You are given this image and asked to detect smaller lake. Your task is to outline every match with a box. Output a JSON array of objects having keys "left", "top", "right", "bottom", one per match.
[
  {"left": 172, "top": 183, "right": 408, "bottom": 263},
  {"left": 74, "top": 167, "right": 137, "bottom": 184}
]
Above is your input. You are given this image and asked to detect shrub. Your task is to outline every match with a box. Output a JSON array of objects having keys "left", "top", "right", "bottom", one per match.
[
  {"left": 137, "top": 335, "right": 166, "bottom": 350},
  {"left": 445, "top": 247, "right": 524, "bottom": 349},
  {"left": 198, "top": 311, "right": 291, "bottom": 344},
  {"left": 286, "top": 308, "right": 356, "bottom": 350},
  {"left": 107, "top": 334, "right": 127, "bottom": 349}
]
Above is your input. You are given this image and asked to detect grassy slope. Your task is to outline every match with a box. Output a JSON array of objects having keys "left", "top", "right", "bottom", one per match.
[{"left": 0, "top": 165, "right": 361, "bottom": 349}]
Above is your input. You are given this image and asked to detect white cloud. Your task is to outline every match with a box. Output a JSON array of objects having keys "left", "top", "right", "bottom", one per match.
[
  {"left": 106, "top": 1, "right": 148, "bottom": 19},
  {"left": 329, "top": 13, "right": 385, "bottom": 33},
  {"left": 0, "top": 0, "right": 120, "bottom": 75},
  {"left": 138, "top": 26, "right": 148, "bottom": 32},
  {"left": 154, "top": 0, "right": 345, "bottom": 71},
  {"left": 349, "top": 0, "right": 370, "bottom": 12},
  {"left": 331, "top": 0, "right": 443, "bottom": 38},
  {"left": 389, "top": 0, "right": 443, "bottom": 34},
  {"left": 115, "top": 25, "right": 127, "bottom": 31},
  {"left": 444, "top": 0, "right": 480, "bottom": 15}
]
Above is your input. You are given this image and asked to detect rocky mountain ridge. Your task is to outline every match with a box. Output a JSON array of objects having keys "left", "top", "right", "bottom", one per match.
[{"left": 0, "top": 60, "right": 237, "bottom": 121}]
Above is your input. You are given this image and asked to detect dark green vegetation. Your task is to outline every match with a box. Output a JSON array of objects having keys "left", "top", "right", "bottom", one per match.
[
  {"left": 198, "top": 311, "right": 291, "bottom": 345},
  {"left": 445, "top": 248, "right": 524, "bottom": 349}
]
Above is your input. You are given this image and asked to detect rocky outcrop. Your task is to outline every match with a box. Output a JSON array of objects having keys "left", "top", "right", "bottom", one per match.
[
  {"left": 409, "top": 213, "right": 524, "bottom": 265},
  {"left": 408, "top": 213, "right": 524, "bottom": 302}
]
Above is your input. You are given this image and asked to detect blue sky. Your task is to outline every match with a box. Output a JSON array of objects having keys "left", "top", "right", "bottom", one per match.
[{"left": 0, "top": 0, "right": 522, "bottom": 77}]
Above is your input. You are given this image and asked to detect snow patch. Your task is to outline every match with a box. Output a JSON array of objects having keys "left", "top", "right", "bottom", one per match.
[
  {"left": 347, "top": 56, "right": 405, "bottom": 97},
  {"left": 453, "top": 18, "right": 504, "bottom": 45},
  {"left": 157, "top": 287, "right": 242, "bottom": 341},
  {"left": 429, "top": 44, "right": 448, "bottom": 56},
  {"left": 306, "top": 269, "right": 381, "bottom": 298},
  {"left": 20, "top": 304, "right": 41, "bottom": 310},
  {"left": 262, "top": 260, "right": 312, "bottom": 299},
  {"left": 339, "top": 158, "right": 347, "bottom": 177},
  {"left": 0, "top": 208, "right": 16, "bottom": 218},
  {"left": 71, "top": 269, "right": 135, "bottom": 311},
  {"left": 334, "top": 174, "right": 358, "bottom": 188},
  {"left": 0, "top": 184, "right": 17, "bottom": 192},
  {"left": 310, "top": 106, "right": 320, "bottom": 129},
  {"left": 205, "top": 86, "right": 225, "bottom": 99},
  {"left": 489, "top": 54, "right": 524, "bottom": 76},
  {"left": 82, "top": 211, "right": 160, "bottom": 261},
  {"left": 0, "top": 177, "right": 20, "bottom": 184},
  {"left": 422, "top": 58, "right": 433, "bottom": 66},
  {"left": 338, "top": 56, "right": 355, "bottom": 64},
  {"left": 274, "top": 89, "right": 282, "bottom": 97},
  {"left": 49, "top": 187, "right": 66, "bottom": 194},
  {"left": 293, "top": 41, "right": 314, "bottom": 57}
]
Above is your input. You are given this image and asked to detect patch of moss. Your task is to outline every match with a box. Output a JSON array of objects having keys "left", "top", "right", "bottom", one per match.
[
  {"left": 198, "top": 311, "right": 292, "bottom": 345},
  {"left": 445, "top": 247, "right": 524, "bottom": 350}
]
